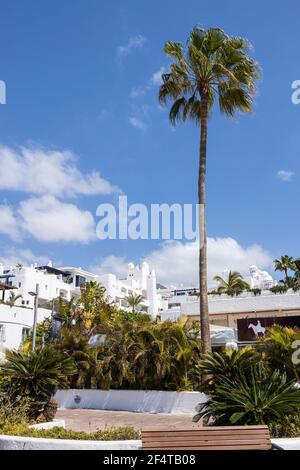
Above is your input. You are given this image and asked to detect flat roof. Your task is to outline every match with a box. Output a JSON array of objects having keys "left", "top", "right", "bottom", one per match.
[
  {"left": 0, "top": 282, "right": 17, "bottom": 290},
  {"left": 37, "top": 266, "right": 68, "bottom": 276}
]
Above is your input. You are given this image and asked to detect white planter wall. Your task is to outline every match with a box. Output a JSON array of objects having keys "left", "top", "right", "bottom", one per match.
[
  {"left": 0, "top": 435, "right": 141, "bottom": 450},
  {"left": 55, "top": 389, "right": 207, "bottom": 415}
]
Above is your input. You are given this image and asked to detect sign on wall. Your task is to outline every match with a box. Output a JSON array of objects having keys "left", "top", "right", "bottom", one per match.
[{"left": 237, "top": 315, "right": 300, "bottom": 342}]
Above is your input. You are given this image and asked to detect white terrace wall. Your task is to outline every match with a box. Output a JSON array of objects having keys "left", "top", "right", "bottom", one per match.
[
  {"left": 55, "top": 389, "right": 207, "bottom": 415},
  {"left": 0, "top": 304, "right": 51, "bottom": 350}
]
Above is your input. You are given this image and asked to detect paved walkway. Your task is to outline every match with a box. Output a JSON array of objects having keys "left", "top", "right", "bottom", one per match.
[{"left": 56, "top": 409, "right": 197, "bottom": 432}]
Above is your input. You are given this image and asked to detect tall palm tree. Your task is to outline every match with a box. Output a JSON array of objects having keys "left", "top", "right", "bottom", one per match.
[
  {"left": 125, "top": 293, "right": 144, "bottom": 314},
  {"left": 213, "top": 271, "right": 250, "bottom": 296},
  {"left": 274, "top": 255, "right": 296, "bottom": 282},
  {"left": 159, "top": 28, "right": 259, "bottom": 352}
]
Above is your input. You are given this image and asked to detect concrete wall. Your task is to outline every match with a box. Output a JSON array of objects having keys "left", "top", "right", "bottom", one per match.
[
  {"left": 55, "top": 389, "right": 207, "bottom": 415},
  {"left": 0, "top": 435, "right": 142, "bottom": 450},
  {"left": 0, "top": 435, "right": 299, "bottom": 450},
  {"left": 0, "top": 304, "right": 51, "bottom": 350},
  {"left": 182, "top": 291, "right": 300, "bottom": 316}
]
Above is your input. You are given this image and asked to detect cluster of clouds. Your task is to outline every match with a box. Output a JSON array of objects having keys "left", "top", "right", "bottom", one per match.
[
  {"left": 0, "top": 145, "right": 117, "bottom": 244},
  {"left": 128, "top": 67, "right": 166, "bottom": 131},
  {"left": 117, "top": 35, "right": 146, "bottom": 60},
  {"left": 91, "top": 237, "right": 273, "bottom": 287},
  {"left": 117, "top": 34, "right": 167, "bottom": 131},
  {"left": 277, "top": 170, "right": 295, "bottom": 182}
]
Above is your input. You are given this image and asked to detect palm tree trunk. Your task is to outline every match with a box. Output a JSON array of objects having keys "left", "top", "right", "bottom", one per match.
[{"left": 199, "top": 96, "right": 211, "bottom": 354}]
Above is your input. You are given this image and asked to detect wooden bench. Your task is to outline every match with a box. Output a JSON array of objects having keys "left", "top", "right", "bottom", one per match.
[{"left": 142, "top": 426, "right": 281, "bottom": 451}]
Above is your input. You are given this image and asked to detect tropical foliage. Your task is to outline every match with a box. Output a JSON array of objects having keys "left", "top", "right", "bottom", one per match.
[
  {"left": 273, "top": 255, "right": 300, "bottom": 291},
  {"left": 0, "top": 347, "right": 76, "bottom": 418},
  {"left": 124, "top": 293, "right": 144, "bottom": 313},
  {"left": 5, "top": 292, "right": 23, "bottom": 308},
  {"left": 259, "top": 325, "right": 300, "bottom": 381},
  {"left": 55, "top": 311, "right": 201, "bottom": 391},
  {"left": 159, "top": 27, "right": 259, "bottom": 352},
  {"left": 193, "top": 362, "right": 300, "bottom": 426},
  {"left": 213, "top": 271, "right": 250, "bottom": 296}
]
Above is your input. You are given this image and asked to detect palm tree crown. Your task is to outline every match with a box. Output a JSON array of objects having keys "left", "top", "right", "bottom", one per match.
[
  {"left": 274, "top": 255, "right": 296, "bottom": 281},
  {"left": 159, "top": 27, "right": 260, "bottom": 122},
  {"left": 125, "top": 293, "right": 144, "bottom": 314},
  {"left": 213, "top": 271, "right": 250, "bottom": 296}
]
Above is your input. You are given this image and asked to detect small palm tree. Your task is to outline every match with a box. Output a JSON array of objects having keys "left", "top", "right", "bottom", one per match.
[
  {"left": 6, "top": 292, "right": 22, "bottom": 308},
  {"left": 159, "top": 27, "right": 259, "bottom": 353},
  {"left": 274, "top": 255, "right": 296, "bottom": 282},
  {"left": 213, "top": 271, "right": 250, "bottom": 296},
  {"left": 125, "top": 293, "right": 144, "bottom": 314}
]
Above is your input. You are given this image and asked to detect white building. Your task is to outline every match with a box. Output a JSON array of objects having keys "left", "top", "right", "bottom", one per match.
[
  {"left": 98, "top": 262, "right": 168, "bottom": 317},
  {"left": 0, "top": 260, "right": 167, "bottom": 350}
]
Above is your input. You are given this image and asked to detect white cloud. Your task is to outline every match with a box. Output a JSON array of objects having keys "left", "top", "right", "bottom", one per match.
[
  {"left": 277, "top": 170, "right": 295, "bottom": 182},
  {"left": 18, "top": 195, "right": 96, "bottom": 243},
  {"left": 129, "top": 116, "right": 146, "bottom": 130},
  {"left": 145, "top": 238, "right": 273, "bottom": 287},
  {"left": 0, "top": 146, "right": 118, "bottom": 197},
  {"left": 0, "top": 205, "right": 19, "bottom": 240},
  {"left": 91, "top": 237, "right": 273, "bottom": 288},
  {"left": 150, "top": 66, "right": 166, "bottom": 86},
  {"left": 130, "top": 66, "right": 166, "bottom": 98},
  {"left": 0, "top": 246, "right": 50, "bottom": 269},
  {"left": 91, "top": 255, "right": 128, "bottom": 279},
  {"left": 130, "top": 87, "right": 146, "bottom": 98},
  {"left": 117, "top": 35, "right": 146, "bottom": 59}
]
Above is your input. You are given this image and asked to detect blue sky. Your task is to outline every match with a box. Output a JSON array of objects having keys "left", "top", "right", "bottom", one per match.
[{"left": 0, "top": 0, "right": 299, "bottom": 286}]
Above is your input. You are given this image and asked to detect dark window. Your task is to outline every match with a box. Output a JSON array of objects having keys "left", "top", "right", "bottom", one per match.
[{"left": 75, "top": 275, "right": 86, "bottom": 287}]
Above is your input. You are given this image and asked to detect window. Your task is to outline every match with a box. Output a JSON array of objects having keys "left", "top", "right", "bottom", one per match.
[
  {"left": 21, "top": 328, "right": 30, "bottom": 342},
  {"left": 18, "top": 282, "right": 21, "bottom": 288},
  {"left": 0, "top": 325, "right": 6, "bottom": 342},
  {"left": 75, "top": 275, "right": 86, "bottom": 287}
]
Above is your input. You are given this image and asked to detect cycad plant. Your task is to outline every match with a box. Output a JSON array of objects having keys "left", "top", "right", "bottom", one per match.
[
  {"left": 159, "top": 27, "right": 259, "bottom": 352},
  {"left": 195, "top": 347, "right": 259, "bottom": 388},
  {"left": 0, "top": 347, "right": 76, "bottom": 417},
  {"left": 193, "top": 362, "right": 300, "bottom": 426}
]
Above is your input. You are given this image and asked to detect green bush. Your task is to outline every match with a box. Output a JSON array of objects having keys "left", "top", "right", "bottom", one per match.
[
  {"left": 0, "top": 347, "right": 76, "bottom": 419},
  {"left": 1, "top": 424, "right": 140, "bottom": 441},
  {"left": 0, "top": 397, "right": 30, "bottom": 429},
  {"left": 269, "top": 412, "right": 300, "bottom": 438},
  {"left": 193, "top": 362, "right": 300, "bottom": 428}
]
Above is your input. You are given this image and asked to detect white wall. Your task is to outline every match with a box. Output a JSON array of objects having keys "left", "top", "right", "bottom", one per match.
[
  {"left": 54, "top": 389, "right": 207, "bottom": 415},
  {"left": 0, "top": 304, "right": 51, "bottom": 350},
  {"left": 0, "top": 435, "right": 141, "bottom": 450},
  {"left": 166, "top": 291, "right": 300, "bottom": 318}
]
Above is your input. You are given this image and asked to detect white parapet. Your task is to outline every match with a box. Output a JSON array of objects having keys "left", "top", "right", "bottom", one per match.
[{"left": 54, "top": 389, "right": 207, "bottom": 415}]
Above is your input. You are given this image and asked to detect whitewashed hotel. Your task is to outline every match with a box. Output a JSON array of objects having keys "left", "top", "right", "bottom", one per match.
[{"left": 0, "top": 261, "right": 167, "bottom": 350}]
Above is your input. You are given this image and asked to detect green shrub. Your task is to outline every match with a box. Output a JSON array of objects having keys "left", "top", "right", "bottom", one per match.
[
  {"left": 195, "top": 347, "right": 260, "bottom": 391},
  {"left": 269, "top": 412, "right": 300, "bottom": 438},
  {"left": 1, "top": 424, "right": 140, "bottom": 441},
  {"left": 0, "top": 347, "right": 76, "bottom": 418},
  {"left": 193, "top": 362, "right": 300, "bottom": 427},
  {"left": 0, "top": 397, "right": 31, "bottom": 431}
]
